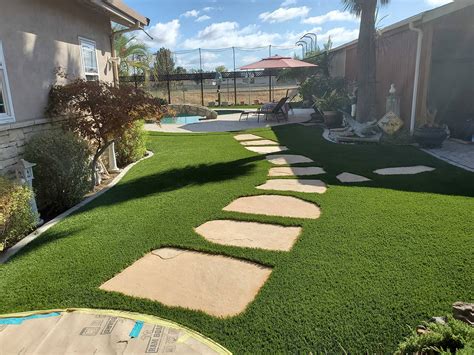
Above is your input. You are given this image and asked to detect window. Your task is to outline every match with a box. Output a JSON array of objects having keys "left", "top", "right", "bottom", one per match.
[
  {"left": 79, "top": 37, "right": 99, "bottom": 81},
  {"left": 0, "top": 41, "right": 14, "bottom": 123}
]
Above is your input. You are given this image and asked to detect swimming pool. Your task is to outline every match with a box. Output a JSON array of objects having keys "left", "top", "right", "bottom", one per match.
[{"left": 161, "top": 115, "right": 203, "bottom": 124}]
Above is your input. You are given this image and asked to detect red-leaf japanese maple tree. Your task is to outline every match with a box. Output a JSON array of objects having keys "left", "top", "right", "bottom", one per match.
[{"left": 46, "top": 79, "right": 168, "bottom": 185}]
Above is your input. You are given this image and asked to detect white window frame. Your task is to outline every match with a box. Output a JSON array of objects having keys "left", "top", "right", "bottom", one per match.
[
  {"left": 79, "top": 37, "right": 100, "bottom": 80},
  {"left": 0, "top": 41, "right": 15, "bottom": 124}
]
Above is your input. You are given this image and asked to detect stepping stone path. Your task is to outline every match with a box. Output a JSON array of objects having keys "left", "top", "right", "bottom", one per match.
[
  {"left": 336, "top": 172, "right": 371, "bottom": 183},
  {"left": 266, "top": 154, "right": 314, "bottom": 165},
  {"left": 257, "top": 179, "right": 327, "bottom": 194},
  {"left": 102, "top": 133, "right": 324, "bottom": 320},
  {"left": 223, "top": 195, "right": 321, "bottom": 219},
  {"left": 244, "top": 146, "right": 289, "bottom": 154},
  {"left": 195, "top": 220, "right": 302, "bottom": 251},
  {"left": 269, "top": 167, "right": 326, "bottom": 177},
  {"left": 374, "top": 165, "right": 435, "bottom": 175},
  {"left": 234, "top": 134, "right": 262, "bottom": 141},
  {"left": 240, "top": 139, "right": 279, "bottom": 146},
  {"left": 100, "top": 248, "right": 272, "bottom": 318}
]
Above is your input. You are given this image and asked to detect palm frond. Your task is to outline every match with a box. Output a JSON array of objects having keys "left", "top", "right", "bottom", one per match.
[{"left": 341, "top": 0, "right": 390, "bottom": 16}]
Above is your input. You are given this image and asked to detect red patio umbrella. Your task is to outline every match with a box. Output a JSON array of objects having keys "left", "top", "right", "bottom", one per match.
[{"left": 240, "top": 55, "right": 317, "bottom": 102}]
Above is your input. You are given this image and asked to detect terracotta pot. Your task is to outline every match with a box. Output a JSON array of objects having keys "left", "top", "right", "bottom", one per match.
[{"left": 323, "top": 111, "right": 342, "bottom": 128}]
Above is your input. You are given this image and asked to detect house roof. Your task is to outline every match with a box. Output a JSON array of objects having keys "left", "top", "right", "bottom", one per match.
[
  {"left": 330, "top": 0, "right": 474, "bottom": 53},
  {"left": 86, "top": 0, "right": 149, "bottom": 27}
]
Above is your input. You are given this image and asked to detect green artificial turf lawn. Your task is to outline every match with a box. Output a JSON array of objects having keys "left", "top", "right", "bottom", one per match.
[{"left": 1, "top": 125, "right": 473, "bottom": 353}]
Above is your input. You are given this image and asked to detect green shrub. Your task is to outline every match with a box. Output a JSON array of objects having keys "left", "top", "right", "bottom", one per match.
[
  {"left": 115, "top": 120, "right": 147, "bottom": 168},
  {"left": 24, "top": 130, "right": 91, "bottom": 217},
  {"left": 396, "top": 316, "right": 474, "bottom": 354},
  {"left": 0, "top": 176, "right": 37, "bottom": 251},
  {"left": 299, "top": 75, "right": 348, "bottom": 102}
]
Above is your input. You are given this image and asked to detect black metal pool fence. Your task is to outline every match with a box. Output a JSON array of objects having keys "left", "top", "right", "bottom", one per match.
[{"left": 119, "top": 69, "right": 296, "bottom": 106}]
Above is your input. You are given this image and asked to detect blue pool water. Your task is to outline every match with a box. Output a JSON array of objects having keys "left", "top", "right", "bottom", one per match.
[{"left": 161, "top": 115, "right": 203, "bottom": 124}]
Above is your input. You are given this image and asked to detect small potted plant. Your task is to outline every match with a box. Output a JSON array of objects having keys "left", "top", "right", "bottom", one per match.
[
  {"left": 414, "top": 108, "right": 448, "bottom": 148},
  {"left": 313, "top": 90, "right": 349, "bottom": 128}
]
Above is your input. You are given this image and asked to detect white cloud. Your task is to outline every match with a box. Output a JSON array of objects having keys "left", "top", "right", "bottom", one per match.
[
  {"left": 182, "top": 9, "right": 199, "bottom": 18},
  {"left": 196, "top": 15, "right": 211, "bottom": 22},
  {"left": 302, "top": 10, "right": 358, "bottom": 25},
  {"left": 175, "top": 51, "right": 226, "bottom": 71},
  {"left": 183, "top": 22, "right": 281, "bottom": 49},
  {"left": 425, "top": 0, "right": 452, "bottom": 6},
  {"left": 281, "top": 0, "right": 297, "bottom": 6},
  {"left": 202, "top": 7, "right": 214, "bottom": 12},
  {"left": 137, "top": 19, "right": 180, "bottom": 48},
  {"left": 317, "top": 27, "right": 359, "bottom": 46},
  {"left": 259, "top": 6, "right": 311, "bottom": 23}
]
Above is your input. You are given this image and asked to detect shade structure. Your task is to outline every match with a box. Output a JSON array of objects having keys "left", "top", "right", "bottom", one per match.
[
  {"left": 240, "top": 55, "right": 317, "bottom": 70},
  {"left": 240, "top": 56, "right": 316, "bottom": 102}
]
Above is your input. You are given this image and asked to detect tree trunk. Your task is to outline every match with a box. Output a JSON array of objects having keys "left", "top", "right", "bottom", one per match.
[
  {"left": 91, "top": 141, "right": 113, "bottom": 187},
  {"left": 356, "top": 0, "right": 378, "bottom": 123}
]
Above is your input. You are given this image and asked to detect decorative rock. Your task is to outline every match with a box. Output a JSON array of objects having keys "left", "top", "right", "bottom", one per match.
[
  {"left": 265, "top": 154, "right": 314, "bottom": 165},
  {"left": 374, "top": 166, "right": 435, "bottom": 175},
  {"left": 269, "top": 167, "right": 326, "bottom": 177},
  {"left": 168, "top": 104, "right": 217, "bottom": 120},
  {"left": 234, "top": 134, "right": 263, "bottom": 141},
  {"left": 223, "top": 195, "right": 321, "bottom": 219},
  {"left": 240, "top": 139, "right": 278, "bottom": 146},
  {"left": 429, "top": 316, "right": 447, "bottom": 325},
  {"left": 195, "top": 220, "right": 302, "bottom": 251},
  {"left": 453, "top": 302, "right": 474, "bottom": 326},
  {"left": 100, "top": 248, "right": 272, "bottom": 318},
  {"left": 244, "top": 146, "right": 288, "bottom": 154},
  {"left": 336, "top": 172, "right": 371, "bottom": 183},
  {"left": 256, "top": 179, "right": 327, "bottom": 194}
]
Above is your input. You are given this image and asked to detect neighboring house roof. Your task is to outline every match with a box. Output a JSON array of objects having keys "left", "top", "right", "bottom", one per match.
[
  {"left": 330, "top": 0, "right": 474, "bottom": 53},
  {"left": 82, "top": 0, "right": 149, "bottom": 27}
]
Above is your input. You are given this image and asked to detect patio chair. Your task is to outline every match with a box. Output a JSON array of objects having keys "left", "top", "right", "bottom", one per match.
[
  {"left": 239, "top": 97, "right": 289, "bottom": 122},
  {"left": 285, "top": 88, "right": 299, "bottom": 115}
]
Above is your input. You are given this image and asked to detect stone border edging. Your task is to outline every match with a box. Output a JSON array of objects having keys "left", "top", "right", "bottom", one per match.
[{"left": 0, "top": 151, "right": 155, "bottom": 264}]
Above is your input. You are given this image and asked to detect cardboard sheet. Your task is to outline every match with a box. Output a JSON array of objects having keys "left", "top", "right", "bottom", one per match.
[{"left": 0, "top": 309, "right": 230, "bottom": 354}]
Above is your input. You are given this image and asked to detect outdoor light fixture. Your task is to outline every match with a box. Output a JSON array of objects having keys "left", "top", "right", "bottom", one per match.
[
  {"left": 307, "top": 33, "right": 318, "bottom": 49},
  {"left": 296, "top": 41, "right": 307, "bottom": 58},
  {"left": 301, "top": 35, "right": 314, "bottom": 52}
]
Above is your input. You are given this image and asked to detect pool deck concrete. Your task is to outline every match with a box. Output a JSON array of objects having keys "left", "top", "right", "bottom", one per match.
[{"left": 145, "top": 109, "right": 313, "bottom": 133}]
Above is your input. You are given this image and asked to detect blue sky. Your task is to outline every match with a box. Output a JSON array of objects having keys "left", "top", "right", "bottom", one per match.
[{"left": 128, "top": 0, "right": 452, "bottom": 70}]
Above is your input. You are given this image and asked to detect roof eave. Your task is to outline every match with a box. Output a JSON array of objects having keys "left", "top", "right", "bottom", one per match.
[{"left": 89, "top": 0, "right": 149, "bottom": 28}]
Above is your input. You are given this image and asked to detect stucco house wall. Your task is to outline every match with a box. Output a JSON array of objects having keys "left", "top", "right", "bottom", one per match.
[{"left": 0, "top": 0, "right": 114, "bottom": 174}]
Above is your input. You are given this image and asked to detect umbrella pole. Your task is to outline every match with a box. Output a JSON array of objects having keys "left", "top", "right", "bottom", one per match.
[{"left": 268, "top": 75, "right": 272, "bottom": 102}]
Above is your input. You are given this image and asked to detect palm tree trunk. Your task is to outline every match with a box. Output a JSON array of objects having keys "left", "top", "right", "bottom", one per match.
[{"left": 356, "top": 0, "right": 378, "bottom": 123}]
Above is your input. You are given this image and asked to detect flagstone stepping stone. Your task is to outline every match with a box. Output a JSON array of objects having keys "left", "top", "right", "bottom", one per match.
[
  {"left": 223, "top": 195, "right": 321, "bottom": 219},
  {"left": 374, "top": 165, "right": 435, "bottom": 175},
  {"left": 265, "top": 154, "right": 314, "bottom": 165},
  {"left": 234, "top": 134, "right": 262, "bottom": 141},
  {"left": 240, "top": 139, "right": 278, "bottom": 146},
  {"left": 244, "top": 146, "right": 288, "bottom": 154},
  {"left": 195, "top": 220, "right": 302, "bottom": 251},
  {"left": 100, "top": 248, "right": 272, "bottom": 318},
  {"left": 257, "top": 179, "right": 327, "bottom": 194},
  {"left": 269, "top": 167, "right": 326, "bottom": 177},
  {"left": 336, "top": 172, "right": 371, "bottom": 183}
]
